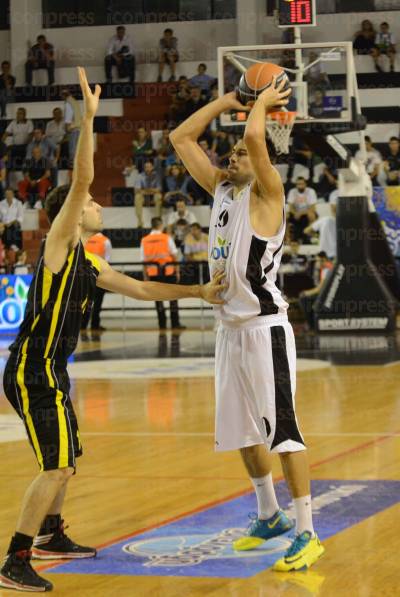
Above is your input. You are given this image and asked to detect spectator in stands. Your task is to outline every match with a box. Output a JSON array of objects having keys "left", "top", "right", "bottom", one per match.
[
  {"left": 0, "top": 188, "right": 23, "bottom": 250},
  {"left": 164, "top": 165, "right": 191, "bottom": 206},
  {"left": 304, "top": 203, "right": 337, "bottom": 260},
  {"left": 5, "top": 107, "right": 33, "bottom": 170},
  {"left": 223, "top": 59, "right": 240, "bottom": 91},
  {"left": 199, "top": 137, "right": 218, "bottom": 166},
  {"left": 372, "top": 22, "right": 396, "bottom": 72},
  {"left": 328, "top": 186, "right": 339, "bottom": 213},
  {"left": 132, "top": 126, "right": 153, "bottom": 171},
  {"left": 184, "top": 222, "right": 209, "bottom": 284},
  {"left": 122, "top": 157, "right": 140, "bottom": 188},
  {"left": 0, "top": 156, "right": 5, "bottom": 200},
  {"left": 14, "top": 250, "right": 29, "bottom": 274},
  {"left": 105, "top": 25, "right": 135, "bottom": 84},
  {"left": 187, "top": 175, "right": 212, "bottom": 206},
  {"left": 81, "top": 232, "right": 112, "bottom": 337},
  {"left": 26, "top": 128, "right": 57, "bottom": 186},
  {"left": 171, "top": 218, "right": 190, "bottom": 250},
  {"left": 134, "top": 160, "right": 162, "bottom": 228},
  {"left": 287, "top": 177, "right": 318, "bottom": 243},
  {"left": 189, "top": 63, "right": 215, "bottom": 96},
  {"left": 141, "top": 217, "right": 184, "bottom": 330},
  {"left": 305, "top": 52, "right": 330, "bottom": 93},
  {"left": 184, "top": 86, "right": 207, "bottom": 119},
  {"left": 25, "top": 35, "right": 55, "bottom": 86},
  {"left": 309, "top": 89, "right": 326, "bottom": 118},
  {"left": 158, "top": 28, "right": 179, "bottom": 82},
  {"left": 166, "top": 197, "right": 197, "bottom": 234},
  {"left": 0, "top": 61, "right": 15, "bottom": 118},
  {"left": 381, "top": 136, "right": 400, "bottom": 186},
  {"left": 353, "top": 20, "right": 377, "bottom": 55},
  {"left": 18, "top": 146, "right": 51, "bottom": 208},
  {"left": 211, "top": 130, "right": 233, "bottom": 167},
  {"left": 299, "top": 251, "right": 333, "bottom": 330},
  {"left": 61, "top": 87, "right": 81, "bottom": 167},
  {"left": 155, "top": 127, "right": 174, "bottom": 173},
  {"left": 281, "top": 240, "right": 308, "bottom": 273},
  {"left": 45, "top": 107, "right": 67, "bottom": 169},
  {"left": 355, "top": 136, "right": 382, "bottom": 184}
]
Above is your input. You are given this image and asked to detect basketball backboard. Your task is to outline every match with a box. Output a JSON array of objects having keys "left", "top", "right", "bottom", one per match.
[{"left": 217, "top": 42, "right": 358, "bottom": 127}]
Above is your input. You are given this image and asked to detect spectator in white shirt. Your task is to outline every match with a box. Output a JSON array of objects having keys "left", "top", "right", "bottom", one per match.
[
  {"left": 61, "top": 87, "right": 81, "bottom": 168},
  {"left": 45, "top": 107, "right": 67, "bottom": 166},
  {"left": 304, "top": 203, "right": 337, "bottom": 259},
  {"left": 0, "top": 188, "right": 24, "bottom": 249},
  {"left": 123, "top": 157, "right": 140, "bottom": 188},
  {"left": 166, "top": 198, "right": 197, "bottom": 234},
  {"left": 5, "top": 107, "right": 33, "bottom": 170},
  {"left": 287, "top": 177, "right": 318, "bottom": 243},
  {"left": 372, "top": 22, "right": 396, "bottom": 72},
  {"left": 355, "top": 136, "right": 382, "bottom": 184},
  {"left": 105, "top": 26, "right": 135, "bottom": 84}
]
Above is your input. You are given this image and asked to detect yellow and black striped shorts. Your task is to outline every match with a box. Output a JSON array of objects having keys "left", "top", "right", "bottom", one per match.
[{"left": 3, "top": 355, "right": 82, "bottom": 471}]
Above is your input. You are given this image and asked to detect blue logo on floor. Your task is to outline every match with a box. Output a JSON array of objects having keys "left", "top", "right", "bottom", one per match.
[{"left": 50, "top": 479, "right": 400, "bottom": 578}]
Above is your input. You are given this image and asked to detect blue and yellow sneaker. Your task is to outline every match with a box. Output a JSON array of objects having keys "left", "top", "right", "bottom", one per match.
[
  {"left": 273, "top": 531, "right": 324, "bottom": 571},
  {"left": 233, "top": 509, "right": 294, "bottom": 551}
]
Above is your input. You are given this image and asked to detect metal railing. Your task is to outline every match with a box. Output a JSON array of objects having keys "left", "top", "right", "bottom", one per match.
[{"left": 103, "top": 260, "right": 212, "bottom": 331}]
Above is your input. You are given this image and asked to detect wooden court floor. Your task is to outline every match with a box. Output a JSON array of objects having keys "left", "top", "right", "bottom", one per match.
[{"left": 0, "top": 332, "right": 399, "bottom": 596}]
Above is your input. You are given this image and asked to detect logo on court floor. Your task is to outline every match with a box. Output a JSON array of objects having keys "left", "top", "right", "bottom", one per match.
[
  {"left": 49, "top": 479, "right": 400, "bottom": 579},
  {"left": 123, "top": 528, "right": 288, "bottom": 567}
]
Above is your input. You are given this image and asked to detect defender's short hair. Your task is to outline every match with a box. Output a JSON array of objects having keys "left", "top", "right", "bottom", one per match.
[{"left": 45, "top": 185, "right": 70, "bottom": 223}]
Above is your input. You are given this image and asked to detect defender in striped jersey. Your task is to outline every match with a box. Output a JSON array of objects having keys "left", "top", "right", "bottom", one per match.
[
  {"left": 0, "top": 68, "right": 225, "bottom": 593},
  {"left": 170, "top": 78, "right": 324, "bottom": 571}
]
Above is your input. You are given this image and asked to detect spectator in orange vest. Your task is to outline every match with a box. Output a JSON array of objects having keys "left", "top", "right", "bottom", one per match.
[
  {"left": 140, "top": 217, "right": 184, "bottom": 330},
  {"left": 82, "top": 232, "right": 112, "bottom": 336}
]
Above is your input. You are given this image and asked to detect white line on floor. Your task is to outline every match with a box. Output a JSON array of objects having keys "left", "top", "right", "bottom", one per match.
[{"left": 82, "top": 431, "right": 400, "bottom": 438}]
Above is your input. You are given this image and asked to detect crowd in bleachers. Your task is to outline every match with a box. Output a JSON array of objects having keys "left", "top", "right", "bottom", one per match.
[{"left": 0, "top": 16, "right": 399, "bottom": 325}]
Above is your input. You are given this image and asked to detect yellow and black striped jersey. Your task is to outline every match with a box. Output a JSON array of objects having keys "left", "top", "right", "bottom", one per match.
[{"left": 9, "top": 240, "right": 100, "bottom": 364}]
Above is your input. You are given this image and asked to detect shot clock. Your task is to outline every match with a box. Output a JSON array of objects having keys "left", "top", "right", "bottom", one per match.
[{"left": 278, "top": 0, "right": 317, "bottom": 28}]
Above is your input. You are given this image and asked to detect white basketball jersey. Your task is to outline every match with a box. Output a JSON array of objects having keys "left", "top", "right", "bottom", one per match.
[{"left": 209, "top": 180, "right": 288, "bottom": 323}]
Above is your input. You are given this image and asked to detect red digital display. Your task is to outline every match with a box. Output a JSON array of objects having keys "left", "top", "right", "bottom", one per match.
[{"left": 278, "top": 0, "right": 316, "bottom": 27}]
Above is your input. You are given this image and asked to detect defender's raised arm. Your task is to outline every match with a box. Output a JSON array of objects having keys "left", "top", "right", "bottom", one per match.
[{"left": 44, "top": 67, "right": 101, "bottom": 273}]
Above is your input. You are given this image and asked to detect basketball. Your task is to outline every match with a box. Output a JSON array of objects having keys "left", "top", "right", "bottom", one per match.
[{"left": 236, "top": 62, "right": 290, "bottom": 105}]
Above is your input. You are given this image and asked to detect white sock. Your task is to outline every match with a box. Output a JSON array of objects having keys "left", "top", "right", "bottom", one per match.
[
  {"left": 250, "top": 474, "right": 280, "bottom": 520},
  {"left": 293, "top": 495, "right": 314, "bottom": 536}
]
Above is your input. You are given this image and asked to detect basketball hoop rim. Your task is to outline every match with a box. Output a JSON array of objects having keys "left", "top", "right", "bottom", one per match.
[{"left": 267, "top": 110, "right": 297, "bottom": 124}]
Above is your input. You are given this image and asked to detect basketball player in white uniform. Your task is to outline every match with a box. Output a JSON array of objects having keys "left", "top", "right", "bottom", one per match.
[{"left": 170, "top": 77, "right": 324, "bottom": 571}]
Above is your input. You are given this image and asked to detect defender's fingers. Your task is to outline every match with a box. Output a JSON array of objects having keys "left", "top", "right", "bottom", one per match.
[{"left": 94, "top": 84, "right": 102, "bottom": 98}]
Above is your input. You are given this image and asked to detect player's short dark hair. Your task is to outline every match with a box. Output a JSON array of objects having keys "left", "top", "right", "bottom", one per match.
[
  {"left": 45, "top": 185, "right": 70, "bottom": 223},
  {"left": 151, "top": 217, "right": 162, "bottom": 229}
]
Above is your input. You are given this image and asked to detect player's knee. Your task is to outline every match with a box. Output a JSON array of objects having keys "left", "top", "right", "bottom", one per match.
[{"left": 42, "top": 467, "right": 74, "bottom": 483}]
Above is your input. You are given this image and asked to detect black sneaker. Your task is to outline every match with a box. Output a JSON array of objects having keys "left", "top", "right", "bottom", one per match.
[
  {"left": 32, "top": 521, "right": 97, "bottom": 560},
  {"left": 0, "top": 550, "right": 53, "bottom": 592}
]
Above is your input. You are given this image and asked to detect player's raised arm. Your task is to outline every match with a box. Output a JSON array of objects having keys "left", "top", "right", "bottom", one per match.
[
  {"left": 243, "top": 77, "right": 291, "bottom": 201},
  {"left": 44, "top": 67, "right": 101, "bottom": 273},
  {"left": 95, "top": 258, "right": 226, "bottom": 304},
  {"left": 170, "top": 92, "right": 248, "bottom": 195}
]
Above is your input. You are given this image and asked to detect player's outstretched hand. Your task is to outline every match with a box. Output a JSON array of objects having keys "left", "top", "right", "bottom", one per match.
[
  {"left": 200, "top": 271, "right": 227, "bottom": 304},
  {"left": 78, "top": 66, "right": 101, "bottom": 119},
  {"left": 258, "top": 75, "right": 291, "bottom": 112}
]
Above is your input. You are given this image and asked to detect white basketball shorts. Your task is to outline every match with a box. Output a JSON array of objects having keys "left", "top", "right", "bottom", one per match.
[{"left": 214, "top": 316, "right": 306, "bottom": 453}]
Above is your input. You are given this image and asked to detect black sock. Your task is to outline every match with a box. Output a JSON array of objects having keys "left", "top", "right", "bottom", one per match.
[
  {"left": 7, "top": 532, "right": 34, "bottom": 554},
  {"left": 38, "top": 514, "right": 62, "bottom": 536}
]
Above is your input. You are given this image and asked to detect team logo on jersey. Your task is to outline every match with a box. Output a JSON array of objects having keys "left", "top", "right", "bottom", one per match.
[
  {"left": 211, "top": 236, "right": 231, "bottom": 260},
  {"left": 217, "top": 210, "right": 229, "bottom": 228}
]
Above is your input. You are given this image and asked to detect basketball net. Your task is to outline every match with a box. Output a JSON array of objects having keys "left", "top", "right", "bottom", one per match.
[{"left": 266, "top": 111, "right": 296, "bottom": 155}]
